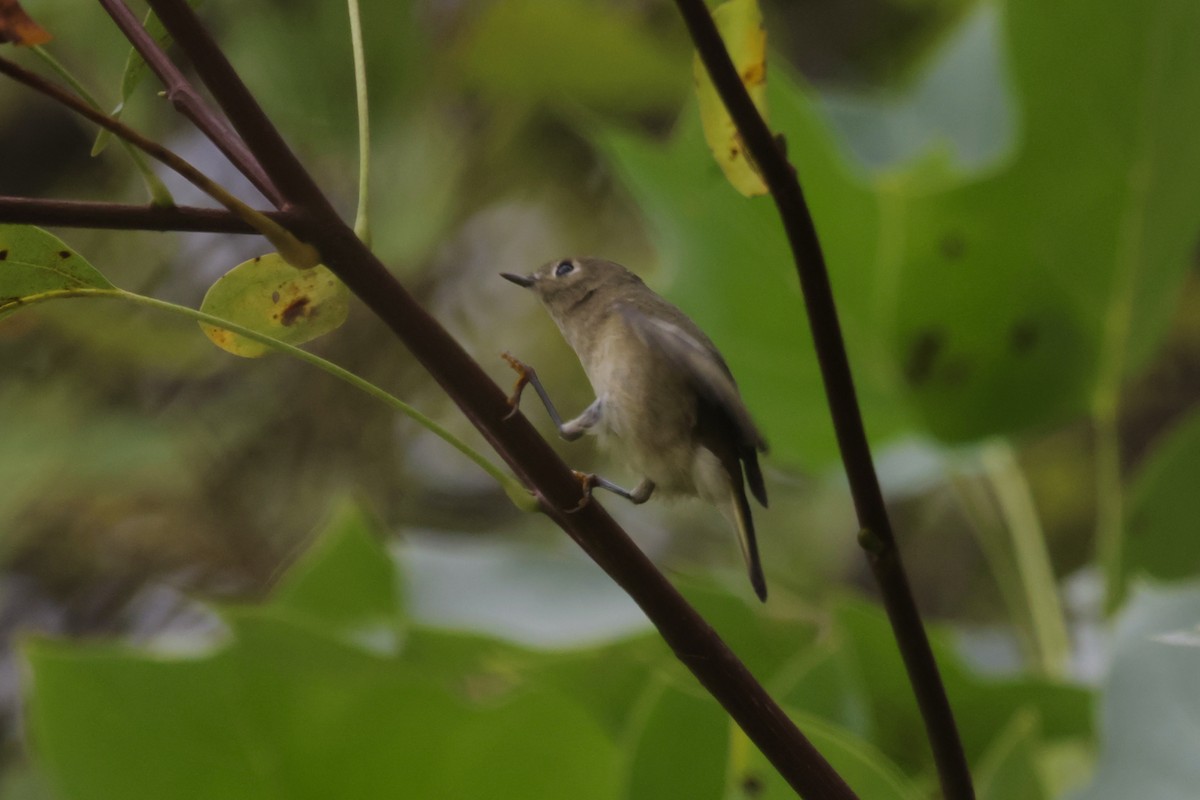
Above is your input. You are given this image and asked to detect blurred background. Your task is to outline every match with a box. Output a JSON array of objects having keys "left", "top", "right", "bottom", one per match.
[{"left": 1, "top": 0, "right": 1198, "bottom": 797}]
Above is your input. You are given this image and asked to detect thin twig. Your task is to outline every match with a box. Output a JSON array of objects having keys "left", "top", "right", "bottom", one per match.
[
  {"left": 96, "top": 0, "right": 284, "bottom": 207},
  {"left": 0, "top": 195, "right": 291, "bottom": 233},
  {"left": 672, "top": 1, "right": 974, "bottom": 798},
  {"left": 132, "top": 1, "right": 860, "bottom": 796}
]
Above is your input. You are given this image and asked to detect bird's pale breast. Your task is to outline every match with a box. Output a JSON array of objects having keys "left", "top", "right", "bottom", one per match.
[{"left": 580, "top": 316, "right": 704, "bottom": 495}]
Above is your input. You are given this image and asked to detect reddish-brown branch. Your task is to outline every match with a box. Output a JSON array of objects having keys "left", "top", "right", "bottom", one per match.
[
  {"left": 673, "top": 1, "right": 975, "bottom": 798},
  {"left": 0, "top": 195, "right": 287, "bottom": 233}
]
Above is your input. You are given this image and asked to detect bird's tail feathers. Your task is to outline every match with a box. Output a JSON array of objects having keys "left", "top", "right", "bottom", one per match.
[
  {"left": 742, "top": 447, "right": 768, "bottom": 507},
  {"left": 730, "top": 484, "right": 767, "bottom": 602}
]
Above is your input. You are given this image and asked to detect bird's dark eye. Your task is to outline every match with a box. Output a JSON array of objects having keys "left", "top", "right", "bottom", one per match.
[{"left": 554, "top": 260, "right": 575, "bottom": 277}]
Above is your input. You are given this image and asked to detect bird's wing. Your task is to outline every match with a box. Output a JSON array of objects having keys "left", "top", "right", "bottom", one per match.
[{"left": 616, "top": 302, "right": 766, "bottom": 455}]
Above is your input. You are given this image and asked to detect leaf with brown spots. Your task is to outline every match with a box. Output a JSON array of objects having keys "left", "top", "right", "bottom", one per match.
[
  {"left": 0, "top": 0, "right": 51, "bottom": 46},
  {"left": 198, "top": 253, "right": 349, "bottom": 357},
  {"left": 0, "top": 224, "right": 115, "bottom": 319},
  {"left": 694, "top": 0, "right": 768, "bottom": 197}
]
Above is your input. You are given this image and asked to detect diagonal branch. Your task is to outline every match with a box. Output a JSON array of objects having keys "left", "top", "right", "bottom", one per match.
[
  {"left": 673, "top": 1, "right": 975, "bottom": 798},
  {"left": 97, "top": 0, "right": 284, "bottom": 207},
  {"left": 130, "top": 0, "right": 860, "bottom": 797},
  {"left": 0, "top": 195, "right": 290, "bottom": 233}
]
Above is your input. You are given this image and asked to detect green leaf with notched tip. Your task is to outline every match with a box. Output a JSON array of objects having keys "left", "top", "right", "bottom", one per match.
[
  {"left": 0, "top": 225, "right": 116, "bottom": 319},
  {"left": 198, "top": 253, "right": 349, "bottom": 358}
]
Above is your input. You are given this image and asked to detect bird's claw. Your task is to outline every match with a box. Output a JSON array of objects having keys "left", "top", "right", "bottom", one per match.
[
  {"left": 568, "top": 470, "right": 597, "bottom": 513},
  {"left": 501, "top": 352, "right": 531, "bottom": 420}
]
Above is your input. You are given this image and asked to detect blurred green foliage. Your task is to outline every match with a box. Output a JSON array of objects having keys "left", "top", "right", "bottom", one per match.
[
  {"left": 22, "top": 505, "right": 1096, "bottom": 800},
  {"left": 2, "top": 0, "right": 1200, "bottom": 797}
]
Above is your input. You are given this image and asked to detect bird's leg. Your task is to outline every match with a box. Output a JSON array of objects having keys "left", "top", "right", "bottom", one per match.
[
  {"left": 568, "top": 473, "right": 655, "bottom": 512},
  {"left": 502, "top": 353, "right": 652, "bottom": 512},
  {"left": 501, "top": 352, "right": 600, "bottom": 441}
]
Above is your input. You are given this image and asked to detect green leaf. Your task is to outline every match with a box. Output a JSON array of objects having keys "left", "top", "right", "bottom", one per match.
[
  {"left": 0, "top": 225, "right": 115, "bottom": 318},
  {"left": 27, "top": 626, "right": 463, "bottom": 800},
  {"left": 1072, "top": 582, "right": 1200, "bottom": 799},
  {"left": 268, "top": 501, "right": 402, "bottom": 637},
  {"left": 676, "top": 579, "right": 822, "bottom": 679},
  {"left": 27, "top": 606, "right": 618, "bottom": 800},
  {"left": 536, "top": 635, "right": 667, "bottom": 738},
  {"left": 435, "top": 686, "right": 620, "bottom": 800},
  {"left": 622, "top": 658, "right": 924, "bottom": 800},
  {"left": 198, "top": 253, "right": 349, "bottom": 358},
  {"left": 973, "top": 709, "right": 1050, "bottom": 800},
  {"left": 889, "top": 0, "right": 1200, "bottom": 439},
  {"left": 757, "top": 713, "right": 924, "bottom": 800},
  {"left": 1126, "top": 406, "right": 1200, "bottom": 583},
  {"left": 625, "top": 682, "right": 727, "bottom": 800}
]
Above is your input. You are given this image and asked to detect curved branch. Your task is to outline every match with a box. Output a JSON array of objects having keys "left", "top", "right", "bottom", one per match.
[
  {"left": 132, "top": 0, "right": 861, "bottom": 797},
  {"left": 673, "top": 1, "right": 975, "bottom": 798}
]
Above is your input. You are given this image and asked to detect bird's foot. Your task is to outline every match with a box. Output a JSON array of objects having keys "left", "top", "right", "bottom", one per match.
[
  {"left": 568, "top": 470, "right": 598, "bottom": 512},
  {"left": 500, "top": 352, "right": 532, "bottom": 420}
]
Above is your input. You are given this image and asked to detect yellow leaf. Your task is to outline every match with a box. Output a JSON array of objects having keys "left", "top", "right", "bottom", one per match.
[
  {"left": 693, "top": 0, "right": 768, "bottom": 197},
  {"left": 198, "top": 253, "right": 349, "bottom": 358}
]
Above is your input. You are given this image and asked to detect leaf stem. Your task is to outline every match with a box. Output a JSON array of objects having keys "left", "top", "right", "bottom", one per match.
[
  {"left": 1093, "top": 408, "right": 1124, "bottom": 612},
  {"left": 1091, "top": 166, "right": 1144, "bottom": 613},
  {"left": 980, "top": 442, "right": 1071, "bottom": 678},
  {"left": 346, "top": 0, "right": 371, "bottom": 246}
]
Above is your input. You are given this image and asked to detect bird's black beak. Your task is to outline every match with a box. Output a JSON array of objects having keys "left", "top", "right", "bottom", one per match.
[{"left": 500, "top": 272, "right": 535, "bottom": 288}]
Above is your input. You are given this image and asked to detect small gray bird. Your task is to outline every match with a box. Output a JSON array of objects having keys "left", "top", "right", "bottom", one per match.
[{"left": 501, "top": 257, "right": 769, "bottom": 601}]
